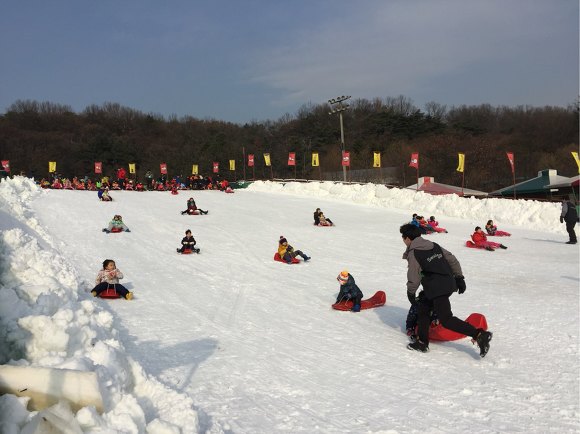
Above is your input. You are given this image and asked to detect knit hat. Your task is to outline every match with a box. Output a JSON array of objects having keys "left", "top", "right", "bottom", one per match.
[
  {"left": 337, "top": 270, "right": 349, "bottom": 283},
  {"left": 279, "top": 236, "right": 287, "bottom": 244}
]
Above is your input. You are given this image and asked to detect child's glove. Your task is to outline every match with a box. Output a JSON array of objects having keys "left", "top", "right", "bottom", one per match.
[{"left": 455, "top": 276, "right": 466, "bottom": 294}]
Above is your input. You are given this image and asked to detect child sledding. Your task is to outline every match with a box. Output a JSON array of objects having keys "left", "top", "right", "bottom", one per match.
[
  {"left": 177, "top": 229, "right": 200, "bottom": 254},
  {"left": 485, "top": 220, "right": 511, "bottom": 237},
  {"left": 331, "top": 270, "right": 386, "bottom": 311},
  {"left": 98, "top": 187, "right": 113, "bottom": 202},
  {"left": 427, "top": 216, "right": 448, "bottom": 233},
  {"left": 102, "top": 215, "right": 131, "bottom": 233},
  {"left": 314, "top": 208, "right": 334, "bottom": 226},
  {"left": 180, "top": 197, "right": 208, "bottom": 215},
  {"left": 91, "top": 259, "right": 133, "bottom": 300},
  {"left": 274, "top": 236, "right": 311, "bottom": 264},
  {"left": 466, "top": 226, "right": 507, "bottom": 251}
]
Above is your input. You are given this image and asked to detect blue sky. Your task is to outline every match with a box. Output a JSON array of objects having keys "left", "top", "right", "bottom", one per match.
[{"left": 1, "top": 0, "right": 577, "bottom": 124}]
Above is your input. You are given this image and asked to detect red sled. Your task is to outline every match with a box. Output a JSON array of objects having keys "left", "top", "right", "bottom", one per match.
[
  {"left": 422, "top": 313, "right": 488, "bottom": 341},
  {"left": 465, "top": 241, "right": 485, "bottom": 249},
  {"left": 332, "top": 291, "right": 386, "bottom": 311},
  {"left": 110, "top": 227, "right": 123, "bottom": 233},
  {"left": 99, "top": 286, "right": 121, "bottom": 299},
  {"left": 185, "top": 210, "right": 201, "bottom": 215},
  {"left": 273, "top": 253, "right": 300, "bottom": 264}
]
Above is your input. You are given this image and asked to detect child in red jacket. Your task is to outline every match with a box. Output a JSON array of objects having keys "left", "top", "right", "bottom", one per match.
[{"left": 471, "top": 227, "right": 507, "bottom": 251}]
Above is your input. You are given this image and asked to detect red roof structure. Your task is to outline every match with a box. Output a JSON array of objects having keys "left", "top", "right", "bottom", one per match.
[{"left": 406, "top": 177, "right": 487, "bottom": 197}]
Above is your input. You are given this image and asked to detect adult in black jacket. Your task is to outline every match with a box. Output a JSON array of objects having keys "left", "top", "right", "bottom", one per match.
[
  {"left": 400, "top": 223, "right": 492, "bottom": 357},
  {"left": 560, "top": 199, "right": 578, "bottom": 244}
]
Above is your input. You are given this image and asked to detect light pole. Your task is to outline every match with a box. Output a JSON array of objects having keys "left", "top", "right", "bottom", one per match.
[{"left": 328, "top": 95, "right": 351, "bottom": 182}]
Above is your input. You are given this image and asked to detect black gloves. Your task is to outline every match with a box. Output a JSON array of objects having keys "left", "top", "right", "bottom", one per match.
[
  {"left": 455, "top": 276, "right": 466, "bottom": 294},
  {"left": 407, "top": 291, "right": 417, "bottom": 305},
  {"left": 560, "top": 216, "right": 564, "bottom": 224}
]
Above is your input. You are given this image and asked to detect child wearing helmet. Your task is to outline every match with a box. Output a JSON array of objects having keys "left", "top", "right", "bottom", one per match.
[
  {"left": 102, "top": 215, "right": 130, "bottom": 233},
  {"left": 336, "top": 270, "right": 364, "bottom": 312}
]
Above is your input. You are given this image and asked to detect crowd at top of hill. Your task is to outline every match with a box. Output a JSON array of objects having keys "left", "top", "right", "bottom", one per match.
[{"left": 34, "top": 171, "right": 231, "bottom": 191}]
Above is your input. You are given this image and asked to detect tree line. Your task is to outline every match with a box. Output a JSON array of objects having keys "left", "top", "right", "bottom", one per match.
[{"left": 0, "top": 96, "right": 577, "bottom": 191}]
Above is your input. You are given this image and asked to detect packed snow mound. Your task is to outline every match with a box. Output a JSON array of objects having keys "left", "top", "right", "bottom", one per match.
[
  {"left": 0, "top": 176, "right": 200, "bottom": 433},
  {"left": 247, "top": 180, "right": 563, "bottom": 233}
]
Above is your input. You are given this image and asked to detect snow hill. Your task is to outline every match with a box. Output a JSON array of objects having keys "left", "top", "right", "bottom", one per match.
[{"left": 0, "top": 177, "right": 578, "bottom": 433}]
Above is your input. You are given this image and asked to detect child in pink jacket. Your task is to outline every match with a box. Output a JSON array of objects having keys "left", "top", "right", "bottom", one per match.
[
  {"left": 428, "top": 216, "right": 448, "bottom": 233},
  {"left": 471, "top": 227, "right": 507, "bottom": 251}
]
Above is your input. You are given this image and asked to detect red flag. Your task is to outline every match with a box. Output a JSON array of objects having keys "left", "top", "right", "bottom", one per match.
[
  {"left": 94, "top": 162, "right": 102, "bottom": 174},
  {"left": 1, "top": 160, "right": 10, "bottom": 173},
  {"left": 248, "top": 154, "right": 254, "bottom": 167},
  {"left": 409, "top": 153, "right": 419, "bottom": 169},
  {"left": 506, "top": 152, "right": 515, "bottom": 174},
  {"left": 213, "top": 162, "right": 219, "bottom": 173},
  {"left": 288, "top": 152, "right": 296, "bottom": 166},
  {"left": 160, "top": 163, "right": 167, "bottom": 174},
  {"left": 342, "top": 151, "right": 350, "bottom": 166}
]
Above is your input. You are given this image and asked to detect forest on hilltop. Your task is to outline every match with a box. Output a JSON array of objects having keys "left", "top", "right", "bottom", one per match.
[{"left": 0, "top": 96, "right": 577, "bottom": 192}]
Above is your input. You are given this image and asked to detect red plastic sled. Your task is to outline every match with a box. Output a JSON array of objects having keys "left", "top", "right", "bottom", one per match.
[
  {"left": 273, "top": 253, "right": 300, "bottom": 264},
  {"left": 110, "top": 227, "right": 123, "bottom": 233},
  {"left": 465, "top": 241, "right": 486, "bottom": 249},
  {"left": 332, "top": 291, "right": 386, "bottom": 311},
  {"left": 99, "top": 286, "right": 121, "bottom": 299},
  {"left": 186, "top": 210, "right": 200, "bottom": 215},
  {"left": 423, "top": 313, "right": 488, "bottom": 341}
]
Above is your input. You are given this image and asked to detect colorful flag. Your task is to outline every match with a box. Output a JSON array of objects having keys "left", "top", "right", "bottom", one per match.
[
  {"left": 128, "top": 163, "right": 136, "bottom": 174},
  {"left": 456, "top": 153, "right": 465, "bottom": 173},
  {"left": 373, "top": 152, "right": 381, "bottom": 168},
  {"left": 342, "top": 151, "right": 350, "bottom": 167},
  {"left": 229, "top": 160, "right": 235, "bottom": 171},
  {"left": 572, "top": 151, "right": 580, "bottom": 173},
  {"left": 48, "top": 161, "right": 57, "bottom": 173},
  {"left": 288, "top": 152, "right": 296, "bottom": 166},
  {"left": 264, "top": 153, "right": 271, "bottom": 167},
  {"left": 192, "top": 164, "right": 198, "bottom": 175},
  {"left": 1, "top": 160, "right": 10, "bottom": 173},
  {"left": 409, "top": 153, "right": 419, "bottom": 169},
  {"left": 213, "top": 162, "right": 219, "bottom": 173},
  {"left": 160, "top": 163, "right": 167, "bottom": 174},
  {"left": 506, "top": 152, "right": 515, "bottom": 174},
  {"left": 94, "top": 162, "right": 102, "bottom": 174},
  {"left": 312, "top": 152, "right": 319, "bottom": 167},
  {"left": 248, "top": 154, "right": 254, "bottom": 167}
]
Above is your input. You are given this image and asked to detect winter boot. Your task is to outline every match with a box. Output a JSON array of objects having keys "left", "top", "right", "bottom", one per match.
[
  {"left": 303, "top": 255, "right": 311, "bottom": 261},
  {"left": 102, "top": 228, "right": 110, "bottom": 233},
  {"left": 176, "top": 248, "right": 181, "bottom": 253},
  {"left": 485, "top": 246, "right": 494, "bottom": 251},
  {"left": 91, "top": 290, "right": 97, "bottom": 297},
  {"left": 499, "top": 244, "right": 507, "bottom": 249},
  {"left": 125, "top": 292, "right": 133, "bottom": 300},
  {"left": 475, "top": 329, "right": 493, "bottom": 357},
  {"left": 351, "top": 304, "right": 361, "bottom": 313},
  {"left": 566, "top": 240, "right": 577, "bottom": 244},
  {"left": 194, "top": 248, "right": 201, "bottom": 253},
  {"left": 407, "top": 340, "right": 429, "bottom": 353}
]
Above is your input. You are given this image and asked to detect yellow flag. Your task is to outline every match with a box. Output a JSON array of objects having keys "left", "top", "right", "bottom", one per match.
[
  {"left": 572, "top": 151, "right": 580, "bottom": 173},
  {"left": 312, "top": 152, "right": 319, "bottom": 167},
  {"left": 264, "top": 153, "right": 271, "bottom": 167},
  {"left": 229, "top": 160, "right": 236, "bottom": 171},
  {"left": 128, "top": 163, "right": 136, "bottom": 174},
  {"left": 373, "top": 152, "right": 381, "bottom": 168},
  {"left": 456, "top": 153, "right": 465, "bottom": 173},
  {"left": 48, "top": 161, "right": 56, "bottom": 173},
  {"left": 192, "top": 164, "right": 198, "bottom": 175}
]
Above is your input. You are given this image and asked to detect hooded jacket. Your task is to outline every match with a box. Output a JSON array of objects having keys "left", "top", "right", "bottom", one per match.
[
  {"left": 403, "top": 237, "right": 462, "bottom": 300},
  {"left": 336, "top": 274, "right": 364, "bottom": 303}
]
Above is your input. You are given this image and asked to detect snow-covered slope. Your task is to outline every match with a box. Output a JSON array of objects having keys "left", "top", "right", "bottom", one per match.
[{"left": 0, "top": 177, "right": 578, "bottom": 433}]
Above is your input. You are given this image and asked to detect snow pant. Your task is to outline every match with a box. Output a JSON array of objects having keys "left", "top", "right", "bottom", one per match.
[
  {"left": 475, "top": 241, "right": 502, "bottom": 250},
  {"left": 178, "top": 244, "right": 198, "bottom": 252},
  {"left": 566, "top": 221, "right": 577, "bottom": 243},
  {"left": 417, "top": 295, "right": 477, "bottom": 345},
  {"left": 92, "top": 282, "right": 129, "bottom": 297},
  {"left": 284, "top": 250, "right": 308, "bottom": 262}
]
